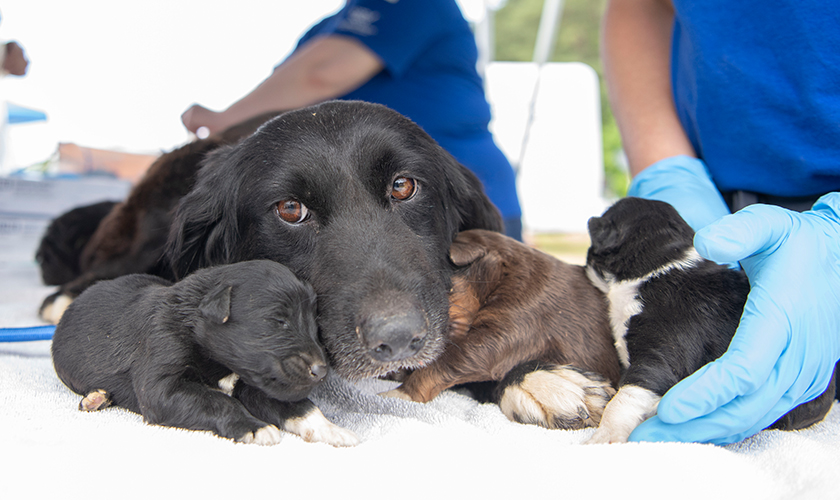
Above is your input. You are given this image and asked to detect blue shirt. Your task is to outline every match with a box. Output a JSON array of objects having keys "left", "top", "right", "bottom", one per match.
[
  {"left": 671, "top": 0, "right": 840, "bottom": 197},
  {"left": 296, "top": 0, "right": 521, "bottom": 218}
]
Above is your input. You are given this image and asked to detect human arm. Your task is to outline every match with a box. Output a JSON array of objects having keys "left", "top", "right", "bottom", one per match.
[
  {"left": 602, "top": 0, "right": 729, "bottom": 231},
  {"left": 181, "top": 35, "right": 384, "bottom": 135},
  {"left": 630, "top": 193, "right": 840, "bottom": 444}
]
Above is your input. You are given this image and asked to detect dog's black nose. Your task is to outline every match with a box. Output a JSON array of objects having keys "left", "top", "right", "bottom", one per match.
[{"left": 361, "top": 310, "right": 427, "bottom": 363}]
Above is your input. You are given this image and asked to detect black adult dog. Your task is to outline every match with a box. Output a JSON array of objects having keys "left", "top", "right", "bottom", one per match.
[
  {"left": 584, "top": 197, "right": 837, "bottom": 443},
  {"left": 40, "top": 101, "right": 502, "bottom": 382},
  {"left": 165, "top": 101, "right": 503, "bottom": 381},
  {"left": 51, "top": 260, "right": 358, "bottom": 446}
]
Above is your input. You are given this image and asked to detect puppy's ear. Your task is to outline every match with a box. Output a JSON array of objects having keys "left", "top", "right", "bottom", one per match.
[
  {"left": 587, "top": 215, "right": 620, "bottom": 254},
  {"left": 166, "top": 146, "right": 242, "bottom": 279},
  {"left": 449, "top": 233, "right": 488, "bottom": 266},
  {"left": 446, "top": 162, "right": 504, "bottom": 234},
  {"left": 199, "top": 284, "right": 232, "bottom": 324}
]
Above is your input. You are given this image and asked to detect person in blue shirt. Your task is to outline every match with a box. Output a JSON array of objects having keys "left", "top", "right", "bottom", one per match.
[
  {"left": 602, "top": 0, "right": 840, "bottom": 444},
  {"left": 181, "top": 0, "right": 522, "bottom": 240}
]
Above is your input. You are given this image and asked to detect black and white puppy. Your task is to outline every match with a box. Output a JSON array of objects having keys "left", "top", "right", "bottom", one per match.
[
  {"left": 51, "top": 260, "right": 358, "bottom": 446},
  {"left": 584, "top": 197, "right": 836, "bottom": 443}
]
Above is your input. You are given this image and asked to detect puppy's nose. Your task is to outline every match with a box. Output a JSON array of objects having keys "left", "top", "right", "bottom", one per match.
[
  {"left": 309, "top": 362, "right": 328, "bottom": 381},
  {"left": 361, "top": 309, "right": 427, "bottom": 363},
  {"left": 283, "top": 354, "right": 328, "bottom": 383}
]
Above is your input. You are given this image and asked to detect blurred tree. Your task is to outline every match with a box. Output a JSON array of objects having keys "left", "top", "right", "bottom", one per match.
[{"left": 494, "top": 0, "right": 628, "bottom": 198}]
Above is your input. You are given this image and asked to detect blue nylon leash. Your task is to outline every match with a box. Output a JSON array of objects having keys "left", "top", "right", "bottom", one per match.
[{"left": 0, "top": 326, "right": 55, "bottom": 342}]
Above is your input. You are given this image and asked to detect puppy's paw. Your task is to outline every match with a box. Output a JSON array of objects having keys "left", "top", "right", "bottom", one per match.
[
  {"left": 379, "top": 387, "right": 416, "bottom": 402},
  {"left": 40, "top": 293, "right": 74, "bottom": 325},
  {"left": 284, "top": 407, "right": 360, "bottom": 447},
  {"left": 238, "top": 425, "right": 283, "bottom": 446},
  {"left": 586, "top": 425, "right": 624, "bottom": 444},
  {"left": 585, "top": 385, "right": 661, "bottom": 445},
  {"left": 79, "top": 389, "right": 111, "bottom": 412},
  {"left": 498, "top": 364, "right": 615, "bottom": 430}
]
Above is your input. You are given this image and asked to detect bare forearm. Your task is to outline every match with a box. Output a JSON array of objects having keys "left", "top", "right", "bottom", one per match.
[
  {"left": 601, "top": 0, "right": 696, "bottom": 176},
  {"left": 220, "top": 36, "right": 383, "bottom": 128}
]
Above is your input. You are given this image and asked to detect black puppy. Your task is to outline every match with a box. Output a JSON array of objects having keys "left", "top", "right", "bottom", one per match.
[
  {"left": 166, "top": 100, "right": 502, "bottom": 381},
  {"left": 36, "top": 200, "right": 119, "bottom": 286},
  {"left": 584, "top": 197, "right": 836, "bottom": 443},
  {"left": 51, "top": 260, "right": 358, "bottom": 446}
]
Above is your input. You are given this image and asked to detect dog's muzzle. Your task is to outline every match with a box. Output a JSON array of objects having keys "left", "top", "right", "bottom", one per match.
[{"left": 357, "top": 293, "right": 428, "bottom": 363}]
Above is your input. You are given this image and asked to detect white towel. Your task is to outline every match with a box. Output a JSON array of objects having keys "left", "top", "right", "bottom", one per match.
[{"left": 3, "top": 230, "right": 839, "bottom": 500}]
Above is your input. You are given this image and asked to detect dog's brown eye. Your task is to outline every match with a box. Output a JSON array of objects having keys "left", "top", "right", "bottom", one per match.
[
  {"left": 391, "top": 177, "right": 417, "bottom": 201},
  {"left": 276, "top": 200, "right": 309, "bottom": 224}
]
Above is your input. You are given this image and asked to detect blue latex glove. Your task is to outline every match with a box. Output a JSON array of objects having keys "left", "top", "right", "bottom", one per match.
[
  {"left": 629, "top": 193, "right": 840, "bottom": 445},
  {"left": 628, "top": 155, "right": 731, "bottom": 232}
]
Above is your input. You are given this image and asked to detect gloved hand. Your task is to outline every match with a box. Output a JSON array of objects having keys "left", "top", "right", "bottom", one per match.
[
  {"left": 628, "top": 155, "right": 731, "bottom": 232},
  {"left": 629, "top": 193, "right": 840, "bottom": 445}
]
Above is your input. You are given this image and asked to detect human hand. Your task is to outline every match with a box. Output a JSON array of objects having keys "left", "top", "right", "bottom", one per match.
[
  {"left": 629, "top": 193, "right": 840, "bottom": 445},
  {"left": 2, "top": 41, "right": 28, "bottom": 76},
  {"left": 181, "top": 104, "right": 224, "bottom": 137},
  {"left": 628, "top": 155, "right": 730, "bottom": 232}
]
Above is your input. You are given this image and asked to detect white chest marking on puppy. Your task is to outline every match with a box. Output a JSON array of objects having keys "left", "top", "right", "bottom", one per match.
[
  {"left": 216, "top": 373, "right": 240, "bottom": 396},
  {"left": 585, "top": 384, "right": 661, "bottom": 444},
  {"left": 586, "top": 247, "right": 703, "bottom": 369}
]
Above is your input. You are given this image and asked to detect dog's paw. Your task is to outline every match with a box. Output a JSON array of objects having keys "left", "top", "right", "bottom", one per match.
[
  {"left": 585, "top": 385, "right": 660, "bottom": 444},
  {"left": 498, "top": 365, "right": 615, "bottom": 430},
  {"left": 238, "top": 425, "right": 283, "bottom": 446},
  {"left": 284, "top": 407, "right": 360, "bottom": 447},
  {"left": 378, "top": 387, "right": 416, "bottom": 402},
  {"left": 40, "top": 292, "right": 74, "bottom": 325},
  {"left": 79, "top": 389, "right": 111, "bottom": 412}
]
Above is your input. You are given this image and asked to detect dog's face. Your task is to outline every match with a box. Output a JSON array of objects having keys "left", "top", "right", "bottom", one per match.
[
  {"left": 586, "top": 197, "right": 695, "bottom": 281},
  {"left": 168, "top": 101, "right": 502, "bottom": 379},
  {"left": 192, "top": 261, "right": 326, "bottom": 402}
]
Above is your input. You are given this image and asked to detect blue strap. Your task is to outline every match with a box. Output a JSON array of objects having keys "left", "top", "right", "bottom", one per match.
[{"left": 0, "top": 326, "right": 55, "bottom": 342}]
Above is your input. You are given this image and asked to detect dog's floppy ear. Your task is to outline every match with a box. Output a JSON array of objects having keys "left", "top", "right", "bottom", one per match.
[
  {"left": 445, "top": 162, "right": 504, "bottom": 235},
  {"left": 449, "top": 233, "right": 488, "bottom": 266},
  {"left": 587, "top": 215, "right": 621, "bottom": 254},
  {"left": 166, "top": 146, "right": 243, "bottom": 279},
  {"left": 199, "top": 284, "right": 232, "bottom": 324},
  {"left": 449, "top": 231, "right": 503, "bottom": 302}
]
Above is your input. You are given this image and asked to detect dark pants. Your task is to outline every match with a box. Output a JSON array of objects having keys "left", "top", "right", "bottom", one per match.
[{"left": 723, "top": 190, "right": 824, "bottom": 213}]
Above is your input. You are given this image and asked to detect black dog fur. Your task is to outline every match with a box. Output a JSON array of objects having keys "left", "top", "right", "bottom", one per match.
[
  {"left": 36, "top": 200, "right": 118, "bottom": 286},
  {"left": 585, "top": 197, "right": 836, "bottom": 443},
  {"left": 165, "top": 100, "right": 502, "bottom": 380},
  {"left": 51, "top": 260, "right": 358, "bottom": 446}
]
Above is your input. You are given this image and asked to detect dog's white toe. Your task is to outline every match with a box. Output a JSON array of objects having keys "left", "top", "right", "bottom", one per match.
[
  {"left": 584, "top": 385, "right": 661, "bottom": 445},
  {"left": 284, "top": 407, "right": 360, "bottom": 447},
  {"left": 79, "top": 389, "right": 111, "bottom": 412},
  {"left": 41, "top": 294, "right": 74, "bottom": 325},
  {"left": 379, "top": 387, "right": 415, "bottom": 401},
  {"left": 498, "top": 365, "right": 615, "bottom": 430},
  {"left": 240, "top": 425, "right": 283, "bottom": 446}
]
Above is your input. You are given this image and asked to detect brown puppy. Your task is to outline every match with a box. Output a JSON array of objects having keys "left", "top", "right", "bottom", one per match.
[{"left": 383, "top": 229, "right": 621, "bottom": 430}]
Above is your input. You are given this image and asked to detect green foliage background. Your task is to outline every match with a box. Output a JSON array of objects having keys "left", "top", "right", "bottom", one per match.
[{"left": 492, "top": 0, "right": 628, "bottom": 198}]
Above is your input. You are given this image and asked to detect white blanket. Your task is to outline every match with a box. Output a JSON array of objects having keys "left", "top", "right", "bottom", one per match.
[{"left": 2, "top": 230, "right": 839, "bottom": 499}]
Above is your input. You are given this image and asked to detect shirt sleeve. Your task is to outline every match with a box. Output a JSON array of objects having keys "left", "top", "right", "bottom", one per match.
[{"left": 329, "top": 0, "right": 450, "bottom": 78}]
